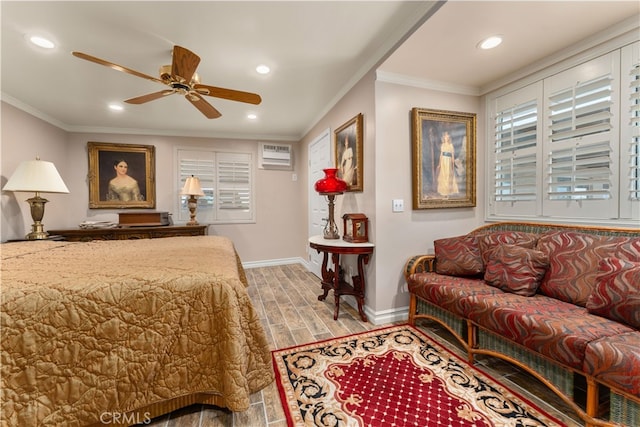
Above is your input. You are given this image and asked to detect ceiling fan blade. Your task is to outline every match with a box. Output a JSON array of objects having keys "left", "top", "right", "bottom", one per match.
[
  {"left": 193, "top": 84, "right": 262, "bottom": 105},
  {"left": 186, "top": 92, "right": 221, "bottom": 119},
  {"left": 125, "top": 90, "right": 175, "bottom": 104},
  {"left": 171, "top": 46, "right": 200, "bottom": 84},
  {"left": 72, "top": 51, "right": 165, "bottom": 84}
]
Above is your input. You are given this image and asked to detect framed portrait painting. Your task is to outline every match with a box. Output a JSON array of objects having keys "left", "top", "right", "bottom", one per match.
[
  {"left": 88, "top": 142, "right": 156, "bottom": 209},
  {"left": 334, "top": 113, "right": 363, "bottom": 192},
  {"left": 411, "top": 108, "right": 476, "bottom": 209}
]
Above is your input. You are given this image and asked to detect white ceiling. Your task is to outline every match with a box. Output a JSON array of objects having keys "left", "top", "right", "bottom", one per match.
[{"left": 2, "top": 1, "right": 638, "bottom": 142}]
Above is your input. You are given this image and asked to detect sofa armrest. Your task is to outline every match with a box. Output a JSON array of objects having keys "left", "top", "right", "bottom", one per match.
[{"left": 403, "top": 254, "right": 436, "bottom": 279}]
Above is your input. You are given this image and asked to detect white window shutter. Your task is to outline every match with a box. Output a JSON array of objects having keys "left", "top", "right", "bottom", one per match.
[
  {"left": 488, "top": 82, "right": 542, "bottom": 218},
  {"left": 176, "top": 149, "right": 255, "bottom": 224},
  {"left": 543, "top": 51, "right": 620, "bottom": 219},
  {"left": 620, "top": 41, "right": 640, "bottom": 220}
]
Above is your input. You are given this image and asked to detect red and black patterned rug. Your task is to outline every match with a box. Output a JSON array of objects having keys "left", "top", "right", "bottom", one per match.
[{"left": 272, "top": 324, "right": 566, "bottom": 427}]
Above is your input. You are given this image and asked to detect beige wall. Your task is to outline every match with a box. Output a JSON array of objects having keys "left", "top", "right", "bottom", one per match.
[
  {"left": 372, "top": 80, "right": 484, "bottom": 320},
  {"left": 1, "top": 102, "right": 304, "bottom": 263}
]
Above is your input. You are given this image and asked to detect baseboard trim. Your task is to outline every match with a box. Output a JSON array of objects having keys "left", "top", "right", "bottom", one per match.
[
  {"left": 242, "top": 257, "right": 307, "bottom": 269},
  {"left": 242, "top": 258, "right": 409, "bottom": 325}
]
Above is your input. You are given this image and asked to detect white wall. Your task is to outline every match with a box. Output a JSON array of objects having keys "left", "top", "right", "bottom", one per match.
[{"left": 1, "top": 102, "right": 304, "bottom": 263}]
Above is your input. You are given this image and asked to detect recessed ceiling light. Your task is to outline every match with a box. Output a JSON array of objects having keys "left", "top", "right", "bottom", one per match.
[
  {"left": 28, "top": 35, "right": 55, "bottom": 49},
  {"left": 247, "top": 113, "right": 257, "bottom": 120},
  {"left": 478, "top": 35, "right": 503, "bottom": 50},
  {"left": 108, "top": 103, "right": 124, "bottom": 111},
  {"left": 256, "top": 65, "right": 270, "bottom": 75}
]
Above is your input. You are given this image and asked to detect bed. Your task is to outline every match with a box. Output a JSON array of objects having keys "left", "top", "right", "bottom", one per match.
[{"left": 1, "top": 236, "right": 274, "bottom": 426}]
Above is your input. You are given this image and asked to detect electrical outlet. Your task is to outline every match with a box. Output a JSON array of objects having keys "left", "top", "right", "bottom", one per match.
[{"left": 392, "top": 199, "right": 404, "bottom": 212}]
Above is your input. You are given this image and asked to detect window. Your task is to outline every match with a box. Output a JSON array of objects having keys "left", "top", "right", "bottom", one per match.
[
  {"left": 177, "top": 148, "right": 255, "bottom": 224},
  {"left": 489, "top": 83, "right": 542, "bottom": 217},
  {"left": 621, "top": 42, "right": 640, "bottom": 220},
  {"left": 488, "top": 45, "right": 638, "bottom": 224}
]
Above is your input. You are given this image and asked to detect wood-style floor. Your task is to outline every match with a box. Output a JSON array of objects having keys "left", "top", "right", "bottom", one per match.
[{"left": 146, "top": 264, "right": 582, "bottom": 427}]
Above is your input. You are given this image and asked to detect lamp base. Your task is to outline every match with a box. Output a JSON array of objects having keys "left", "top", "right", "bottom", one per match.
[
  {"left": 322, "top": 194, "right": 340, "bottom": 239},
  {"left": 26, "top": 195, "right": 50, "bottom": 240},
  {"left": 186, "top": 196, "right": 199, "bottom": 226},
  {"left": 26, "top": 222, "right": 49, "bottom": 240}
]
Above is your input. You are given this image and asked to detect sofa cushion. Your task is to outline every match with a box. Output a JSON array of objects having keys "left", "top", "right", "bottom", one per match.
[
  {"left": 483, "top": 245, "right": 549, "bottom": 296},
  {"left": 434, "top": 234, "right": 483, "bottom": 276},
  {"left": 536, "top": 231, "right": 640, "bottom": 306},
  {"left": 408, "top": 272, "right": 501, "bottom": 317},
  {"left": 478, "top": 231, "right": 538, "bottom": 266},
  {"left": 583, "top": 331, "right": 640, "bottom": 396},
  {"left": 461, "top": 293, "right": 635, "bottom": 369},
  {"left": 586, "top": 258, "right": 640, "bottom": 329}
]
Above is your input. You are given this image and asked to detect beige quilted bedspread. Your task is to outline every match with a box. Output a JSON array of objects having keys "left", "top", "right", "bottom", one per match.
[{"left": 1, "top": 236, "right": 274, "bottom": 426}]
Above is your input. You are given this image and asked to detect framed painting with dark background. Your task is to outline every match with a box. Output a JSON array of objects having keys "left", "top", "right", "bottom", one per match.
[
  {"left": 88, "top": 142, "right": 156, "bottom": 209},
  {"left": 334, "top": 113, "right": 363, "bottom": 192},
  {"left": 411, "top": 108, "right": 476, "bottom": 209}
]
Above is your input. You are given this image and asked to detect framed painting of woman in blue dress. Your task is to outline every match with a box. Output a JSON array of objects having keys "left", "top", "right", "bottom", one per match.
[
  {"left": 88, "top": 142, "right": 156, "bottom": 209},
  {"left": 411, "top": 108, "right": 476, "bottom": 209}
]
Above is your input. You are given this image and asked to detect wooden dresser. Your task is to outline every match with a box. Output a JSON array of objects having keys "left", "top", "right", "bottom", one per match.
[{"left": 48, "top": 225, "right": 208, "bottom": 241}]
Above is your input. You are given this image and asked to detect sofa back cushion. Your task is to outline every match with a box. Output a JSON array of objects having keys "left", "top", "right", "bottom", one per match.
[
  {"left": 483, "top": 245, "right": 549, "bottom": 296},
  {"left": 536, "top": 231, "right": 640, "bottom": 306},
  {"left": 478, "top": 231, "right": 539, "bottom": 266},
  {"left": 586, "top": 258, "right": 640, "bottom": 329},
  {"left": 434, "top": 234, "right": 483, "bottom": 276}
]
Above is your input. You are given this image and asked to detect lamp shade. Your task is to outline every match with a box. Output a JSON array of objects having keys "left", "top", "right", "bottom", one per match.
[
  {"left": 2, "top": 158, "right": 69, "bottom": 193},
  {"left": 314, "top": 168, "right": 347, "bottom": 195},
  {"left": 181, "top": 175, "right": 205, "bottom": 196}
]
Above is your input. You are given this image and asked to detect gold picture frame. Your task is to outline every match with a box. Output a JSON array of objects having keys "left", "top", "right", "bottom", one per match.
[
  {"left": 88, "top": 142, "right": 156, "bottom": 209},
  {"left": 334, "top": 113, "right": 363, "bottom": 192},
  {"left": 411, "top": 108, "right": 476, "bottom": 209}
]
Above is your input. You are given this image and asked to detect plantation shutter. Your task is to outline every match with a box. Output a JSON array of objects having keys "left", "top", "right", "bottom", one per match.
[
  {"left": 494, "top": 99, "right": 538, "bottom": 201},
  {"left": 621, "top": 41, "right": 640, "bottom": 220},
  {"left": 177, "top": 149, "right": 254, "bottom": 224},
  {"left": 216, "top": 152, "right": 254, "bottom": 222},
  {"left": 489, "top": 82, "right": 542, "bottom": 217},
  {"left": 543, "top": 52, "right": 620, "bottom": 219},
  {"left": 178, "top": 150, "right": 215, "bottom": 223},
  {"left": 630, "top": 62, "right": 640, "bottom": 200}
]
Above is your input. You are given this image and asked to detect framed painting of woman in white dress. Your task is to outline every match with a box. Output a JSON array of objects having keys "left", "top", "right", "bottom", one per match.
[
  {"left": 334, "top": 113, "right": 363, "bottom": 192},
  {"left": 410, "top": 108, "right": 476, "bottom": 209},
  {"left": 88, "top": 142, "right": 156, "bottom": 209}
]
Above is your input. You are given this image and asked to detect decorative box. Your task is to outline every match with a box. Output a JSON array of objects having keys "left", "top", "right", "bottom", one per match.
[
  {"left": 118, "top": 211, "right": 171, "bottom": 227},
  {"left": 342, "top": 213, "right": 369, "bottom": 243}
]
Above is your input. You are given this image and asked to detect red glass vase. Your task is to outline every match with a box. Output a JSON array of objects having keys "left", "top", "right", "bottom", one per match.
[{"left": 314, "top": 168, "right": 347, "bottom": 194}]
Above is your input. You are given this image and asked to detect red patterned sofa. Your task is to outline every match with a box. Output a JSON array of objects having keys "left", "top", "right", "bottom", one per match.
[{"left": 404, "top": 222, "right": 639, "bottom": 427}]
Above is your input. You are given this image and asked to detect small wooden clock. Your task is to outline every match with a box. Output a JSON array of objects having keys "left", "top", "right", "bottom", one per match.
[{"left": 342, "top": 213, "right": 369, "bottom": 243}]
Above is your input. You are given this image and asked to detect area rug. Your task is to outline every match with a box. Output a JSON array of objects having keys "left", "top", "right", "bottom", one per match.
[{"left": 272, "top": 324, "right": 566, "bottom": 427}]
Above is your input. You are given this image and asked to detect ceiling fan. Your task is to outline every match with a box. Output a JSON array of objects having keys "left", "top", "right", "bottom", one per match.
[{"left": 72, "top": 46, "right": 261, "bottom": 119}]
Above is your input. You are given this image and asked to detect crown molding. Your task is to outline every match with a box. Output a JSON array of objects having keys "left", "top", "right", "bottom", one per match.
[{"left": 375, "top": 70, "right": 480, "bottom": 96}]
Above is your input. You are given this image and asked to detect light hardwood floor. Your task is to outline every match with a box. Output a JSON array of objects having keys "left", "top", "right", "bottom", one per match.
[{"left": 146, "top": 264, "right": 583, "bottom": 427}]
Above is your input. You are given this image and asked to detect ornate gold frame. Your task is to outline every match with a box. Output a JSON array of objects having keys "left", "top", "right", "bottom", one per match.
[
  {"left": 334, "top": 113, "right": 363, "bottom": 192},
  {"left": 88, "top": 142, "right": 156, "bottom": 209},
  {"left": 411, "top": 108, "right": 476, "bottom": 209}
]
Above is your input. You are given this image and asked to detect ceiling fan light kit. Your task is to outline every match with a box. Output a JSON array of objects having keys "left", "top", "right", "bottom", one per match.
[{"left": 72, "top": 45, "right": 261, "bottom": 119}]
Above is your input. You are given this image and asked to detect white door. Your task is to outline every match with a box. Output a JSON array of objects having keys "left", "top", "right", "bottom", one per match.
[{"left": 308, "top": 128, "right": 332, "bottom": 277}]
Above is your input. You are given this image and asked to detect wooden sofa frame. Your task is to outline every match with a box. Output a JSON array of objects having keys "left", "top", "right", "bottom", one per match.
[{"left": 404, "top": 222, "right": 640, "bottom": 427}]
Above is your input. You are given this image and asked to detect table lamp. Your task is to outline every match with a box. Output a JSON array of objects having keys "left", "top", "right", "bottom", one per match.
[
  {"left": 2, "top": 157, "right": 70, "bottom": 240},
  {"left": 314, "top": 168, "right": 347, "bottom": 239},
  {"left": 181, "top": 175, "right": 205, "bottom": 225}
]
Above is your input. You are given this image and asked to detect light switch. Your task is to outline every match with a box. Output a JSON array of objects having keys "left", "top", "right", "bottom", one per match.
[{"left": 392, "top": 199, "right": 404, "bottom": 212}]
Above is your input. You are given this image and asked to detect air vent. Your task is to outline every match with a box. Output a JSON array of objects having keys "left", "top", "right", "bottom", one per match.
[{"left": 259, "top": 143, "right": 292, "bottom": 169}]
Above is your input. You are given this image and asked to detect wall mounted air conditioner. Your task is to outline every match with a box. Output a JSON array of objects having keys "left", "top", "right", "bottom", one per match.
[{"left": 259, "top": 142, "right": 293, "bottom": 169}]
